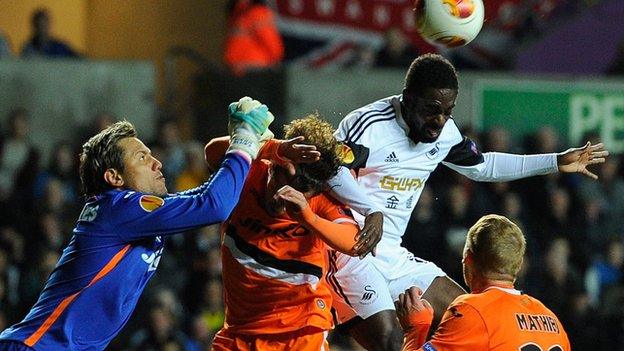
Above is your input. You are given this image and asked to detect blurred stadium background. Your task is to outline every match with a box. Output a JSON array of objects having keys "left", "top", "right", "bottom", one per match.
[{"left": 0, "top": 0, "right": 623, "bottom": 349}]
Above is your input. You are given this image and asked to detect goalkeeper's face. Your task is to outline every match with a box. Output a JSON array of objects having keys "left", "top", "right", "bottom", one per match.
[
  {"left": 116, "top": 137, "right": 168, "bottom": 197},
  {"left": 403, "top": 87, "right": 457, "bottom": 143}
]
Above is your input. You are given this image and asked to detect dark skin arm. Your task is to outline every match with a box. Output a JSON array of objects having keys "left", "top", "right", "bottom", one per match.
[
  {"left": 557, "top": 141, "right": 608, "bottom": 179},
  {"left": 352, "top": 211, "right": 383, "bottom": 258}
]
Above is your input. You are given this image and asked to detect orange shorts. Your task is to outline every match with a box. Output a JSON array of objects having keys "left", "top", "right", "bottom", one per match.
[{"left": 211, "top": 327, "right": 329, "bottom": 351}]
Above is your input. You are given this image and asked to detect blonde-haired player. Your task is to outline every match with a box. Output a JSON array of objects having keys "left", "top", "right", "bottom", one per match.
[
  {"left": 205, "top": 114, "right": 360, "bottom": 351},
  {"left": 397, "top": 214, "right": 571, "bottom": 351}
]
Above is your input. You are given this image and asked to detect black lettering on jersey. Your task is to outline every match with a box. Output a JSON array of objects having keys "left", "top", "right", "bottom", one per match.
[
  {"left": 443, "top": 136, "right": 484, "bottom": 166},
  {"left": 528, "top": 315, "right": 538, "bottom": 330},
  {"left": 238, "top": 217, "right": 310, "bottom": 238},
  {"left": 516, "top": 313, "right": 529, "bottom": 330},
  {"left": 516, "top": 313, "right": 560, "bottom": 334}
]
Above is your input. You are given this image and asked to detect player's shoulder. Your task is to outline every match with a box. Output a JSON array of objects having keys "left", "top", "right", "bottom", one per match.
[
  {"left": 439, "top": 117, "right": 463, "bottom": 145},
  {"left": 440, "top": 294, "right": 486, "bottom": 328},
  {"left": 310, "top": 192, "right": 353, "bottom": 216},
  {"left": 452, "top": 288, "right": 512, "bottom": 311},
  {"left": 310, "top": 191, "right": 342, "bottom": 207},
  {"left": 106, "top": 190, "right": 166, "bottom": 213},
  {"left": 339, "top": 96, "right": 398, "bottom": 128},
  {"left": 337, "top": 95, "right": 401, "bottom": 144},
  {"left": 450, "top": 292, "right": 485, "bottom": 311}
]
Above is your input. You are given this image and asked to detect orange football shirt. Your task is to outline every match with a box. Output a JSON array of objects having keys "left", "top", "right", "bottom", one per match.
[
  {"left": 221, "top": 159, "right": 356, "bottom": 335},
  {"left": 417, "top": 287, "right": 570, "bottom": 351}
]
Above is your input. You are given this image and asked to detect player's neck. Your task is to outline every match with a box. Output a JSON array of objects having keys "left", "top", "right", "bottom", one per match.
[{"left": 470, "top": 277, "right": 514, "bottom": 293}]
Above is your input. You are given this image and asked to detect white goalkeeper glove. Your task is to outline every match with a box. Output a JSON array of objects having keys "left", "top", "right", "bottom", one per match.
[
  {"left": 228, "top": 96, "right": 274, "bottom": 136},
  {"left": 227, "top": 97, "right": 275, "bottom": 159}
]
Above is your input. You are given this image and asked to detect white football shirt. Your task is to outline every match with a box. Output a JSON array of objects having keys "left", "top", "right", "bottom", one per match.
[{"left": 329, "top": 95, "right": 558, "bottom": 277}]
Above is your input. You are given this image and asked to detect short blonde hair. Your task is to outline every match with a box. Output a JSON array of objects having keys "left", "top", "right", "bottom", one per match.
[{"left": 465, "top": 214, "right": 526, "bottom": 279}]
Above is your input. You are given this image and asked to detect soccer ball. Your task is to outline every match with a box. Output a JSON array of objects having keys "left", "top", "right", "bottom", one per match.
[{"left": 414, "top": 0, "right": 485, "bottom": 48}]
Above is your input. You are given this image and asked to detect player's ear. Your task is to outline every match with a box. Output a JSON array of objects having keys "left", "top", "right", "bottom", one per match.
[
  {"left": 462, "top": 250, "right": 473, "bottom": 265},
  {"left": 104, "top": 168, "right": 124, "bottom": 188}
]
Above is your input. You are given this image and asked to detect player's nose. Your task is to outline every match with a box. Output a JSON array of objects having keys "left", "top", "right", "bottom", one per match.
[
  {"left": 433, "top": 114, "right": 447, "bottom": 127},
  {"left": 152, "top": 157, "right": 163, "bottom": 171}
]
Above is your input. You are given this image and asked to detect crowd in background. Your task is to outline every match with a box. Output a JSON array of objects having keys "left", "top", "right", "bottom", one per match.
[
  {"left": 0, "top": 1, "right": 623, "bottom": 350},
  {"left": 0, "top": 107, "right": 622, "bottom": 350}
]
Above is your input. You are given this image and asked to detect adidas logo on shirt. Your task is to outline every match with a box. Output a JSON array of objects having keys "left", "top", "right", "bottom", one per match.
[{"left": 385, "top": 152, "right": 399, "bottom": 163}]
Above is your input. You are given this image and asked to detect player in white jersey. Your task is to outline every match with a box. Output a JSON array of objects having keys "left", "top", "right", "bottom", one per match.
[{"left": 326, "top": 54, "right": 608, "bottom": 351}]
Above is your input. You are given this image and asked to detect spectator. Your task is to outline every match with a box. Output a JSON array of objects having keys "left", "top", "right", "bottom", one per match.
[
  {"left": 0, "top": 248, "right": 20, "bottom": 322},
  {"left": 0, "top": 109, "right": 40, "bottom": 226},
  {"left": 483, "top": 126, "right": 513, "bottom": 152},
  {"left": 196, "top": 278, "right": 224, "bottom": 337},
  {"left": 18, "top": 248, "right": 59, "bottom": 310},
  {"left": 585, "top": 237, "right": 624, "bottom": 306},
  {"left": 0, "top": 109, "right": 39, "bottom": 201},
  {"left": 441, "top": 184, "right": 473, "bottom": 283},
  {"left": 174, "top": 142, "right": 209, "bottom": 192},
  {"left": 224, "top": 0, "right": 284, "bottom": 75},
  {"left": 77, "top": 112, "right": 116, "bottom": 149},
  {"left": 606, "top": 36, "right": 624, "bottom": 75},
  {"left": 403, "top": 187, "right": 445, "bottom": 262},
  {"left": 21, "top": 8, "right": 79, "bottom": 58},
  {"left": 32, "top": 212, "right": 65, "bottom": 255},
  {"left": 128, "top": 304, "right": 195, "bottom": 351},
  {"left": 187, "top": 313, "right": 214, "bottom": 350},
  {"left": 532, "top": 237, "right": 587, "bottom": 329},
  {"left": 375, "top": 27, "right": 418, "bottom": 68},
  {"left": 579, "top": 157, "right": 624, "bottom": 248},
  {"left": 150, "top": 119, "right": 186, "bottom": 191},
  {"left": 33, "top": 141, "right": 79, "bottom": 203}
]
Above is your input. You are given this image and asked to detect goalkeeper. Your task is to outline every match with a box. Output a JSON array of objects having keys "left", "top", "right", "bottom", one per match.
[{"left": 0, "top": 97, "right": 273, "bottom": 351}]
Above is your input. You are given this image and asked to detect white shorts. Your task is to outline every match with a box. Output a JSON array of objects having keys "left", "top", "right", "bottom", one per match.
[{"left": 326, "top": 248, "right": 446, "bottom": 324}]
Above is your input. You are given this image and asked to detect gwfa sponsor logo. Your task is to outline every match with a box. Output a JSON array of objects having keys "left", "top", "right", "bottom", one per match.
[
  {"left": 360, "top": 285, "right": 378, "bottom": 305},
  {"left": 380, "top": 176, "right": 423, "bottom": 192}
]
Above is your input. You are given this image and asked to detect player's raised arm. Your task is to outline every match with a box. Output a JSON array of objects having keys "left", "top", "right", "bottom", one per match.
[
  {"left": 205, "top": 135, "right": 320, "bottom": 174},
  {"left": 442, "top": 134, "right": 609, "bottom": 182},
  {"left": 104, "top": 97, "right": 276, "bottom": 240},
  {"left": 442, "top": 140, "right": 557, "bottom": 182},
  {"left": 275, "top": 185, "right": 358, "bottom": 254},
  {"left": 395, "top": 287, "right": 434, "bottom": 351}
]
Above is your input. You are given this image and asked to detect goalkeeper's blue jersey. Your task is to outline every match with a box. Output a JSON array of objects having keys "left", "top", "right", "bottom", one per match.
[{"left": 0, "top": 153, "right": 249, "bottom": 351}]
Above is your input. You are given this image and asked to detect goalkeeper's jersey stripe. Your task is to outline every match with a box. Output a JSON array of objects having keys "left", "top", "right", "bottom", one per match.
[{"left": 24, "top": 244, "right": 132, "bottom": 347}]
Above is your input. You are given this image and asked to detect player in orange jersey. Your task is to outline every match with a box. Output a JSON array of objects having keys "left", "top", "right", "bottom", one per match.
[
  {"left": 396, "top": 214, "right": 571, "bottom": 351},
  {"left": 205, "top": 114, "right": 360, "bottom": 351}
]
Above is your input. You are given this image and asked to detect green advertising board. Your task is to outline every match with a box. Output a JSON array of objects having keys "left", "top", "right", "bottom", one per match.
[{"left": 474, "top": 79, "right": 624, "bottom": 153}]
